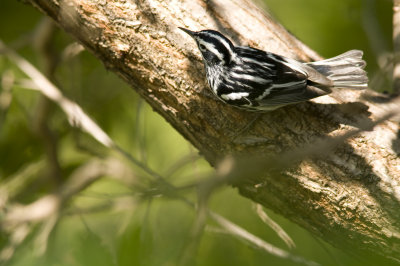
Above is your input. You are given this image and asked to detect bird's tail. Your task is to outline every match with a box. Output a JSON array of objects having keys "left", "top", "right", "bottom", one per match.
[{"left": 307, "top": 50, "right": 368, "bottom": 89}]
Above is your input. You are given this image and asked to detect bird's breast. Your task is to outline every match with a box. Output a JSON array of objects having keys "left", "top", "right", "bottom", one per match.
[{"left": 205, "top": 65, "right": 224, "bottom": 96}]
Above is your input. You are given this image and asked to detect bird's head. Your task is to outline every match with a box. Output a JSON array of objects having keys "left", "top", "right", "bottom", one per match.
[{"left": 179, "top": 28, "right": 235, "bottom": 66}]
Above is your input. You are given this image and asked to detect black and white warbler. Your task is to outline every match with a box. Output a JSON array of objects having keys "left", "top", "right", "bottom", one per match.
[{"left": 179, "top": 28, "right": 368, "bottom": 111}]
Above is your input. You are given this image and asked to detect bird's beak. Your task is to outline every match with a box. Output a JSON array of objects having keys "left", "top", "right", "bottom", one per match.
[{"left": 178, "top": 27, "right": 196, "bottom": 38}]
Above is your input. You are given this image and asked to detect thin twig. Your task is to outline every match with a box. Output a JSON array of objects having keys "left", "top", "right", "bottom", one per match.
[
  {"left": 32, "top": 17, "right": 62, "bottom": 186},
  {"left": 0, "top": 70, "right": 14, "bottom": 126},
  {"left": 255, "top": 204, "right": 295, "bottom": 249},
  {"left": 135, "top": 98, "right": 147, "bottom": 163},
  {"left": 0, "top": 40, "right": 114, "bottom": 148},
  {"left": 0, "top": 40, "right": 166, "bottom": 182},
  {"left": 164, "top": 153, "right": 203, "bottom": 178},
  {"left": 209, "top": 211, "right": 319, "bottom": 266}
]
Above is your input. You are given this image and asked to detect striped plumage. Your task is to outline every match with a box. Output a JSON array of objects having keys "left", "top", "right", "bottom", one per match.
[{"left": 179, "top": 28, "right": 368, "bottom": 111}]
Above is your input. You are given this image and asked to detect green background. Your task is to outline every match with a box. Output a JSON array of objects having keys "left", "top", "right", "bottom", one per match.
[{"left": 0, "top": 0, "right": 393, "bottom": 265}]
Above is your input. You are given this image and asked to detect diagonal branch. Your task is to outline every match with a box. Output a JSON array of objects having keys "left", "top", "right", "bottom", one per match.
[{"left": 24, "top": 0, "right": 400, "bottom": 262}]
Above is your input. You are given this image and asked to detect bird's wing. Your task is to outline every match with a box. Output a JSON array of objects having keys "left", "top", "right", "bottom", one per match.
[{"left": 234, "top": 47, "right": 332, "bottom": 109}]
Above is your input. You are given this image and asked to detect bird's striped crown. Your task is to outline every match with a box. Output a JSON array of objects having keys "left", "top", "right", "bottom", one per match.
[{"left": 179, "top": 28, "right": 236, "bottom": 65}]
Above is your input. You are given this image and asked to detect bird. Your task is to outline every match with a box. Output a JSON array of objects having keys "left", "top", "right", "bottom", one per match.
[{"left": 179, "top": 27, "right": 368, "bottom": 111}]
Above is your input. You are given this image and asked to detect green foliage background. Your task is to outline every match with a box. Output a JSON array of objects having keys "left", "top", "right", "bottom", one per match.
[{"left": 0, "top": 0, "right": 393, "bottom": 265}]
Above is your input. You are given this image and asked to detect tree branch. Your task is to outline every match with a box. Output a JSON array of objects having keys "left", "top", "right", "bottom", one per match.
[{"left": 25, "top": 0, "right": 400, "bottom": 262}]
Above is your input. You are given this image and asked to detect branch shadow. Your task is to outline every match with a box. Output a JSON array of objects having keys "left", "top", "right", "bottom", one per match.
[
  {"left": 234, "top": 99, "right": 400, "bottom": 256},
  {"left": 292, "top": 101, "right": 400, "bottom": 219}
]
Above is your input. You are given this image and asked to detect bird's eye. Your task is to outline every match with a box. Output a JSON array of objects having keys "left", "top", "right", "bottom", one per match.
[{"left": 199, "top": 44, "right": 206, "bottom": 51}]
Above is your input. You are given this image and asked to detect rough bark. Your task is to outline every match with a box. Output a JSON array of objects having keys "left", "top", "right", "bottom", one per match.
[{"left": 26, "top": 0, "right": 400, "bottom": 262}]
